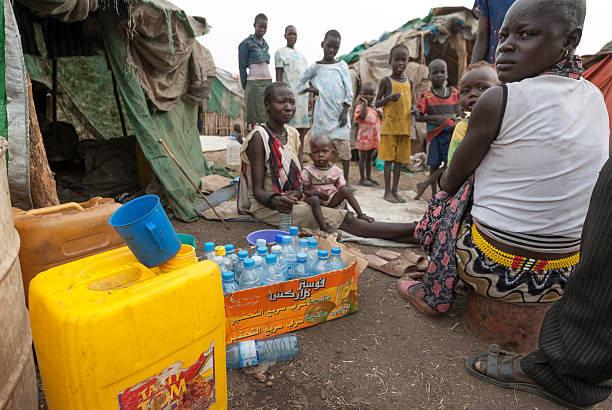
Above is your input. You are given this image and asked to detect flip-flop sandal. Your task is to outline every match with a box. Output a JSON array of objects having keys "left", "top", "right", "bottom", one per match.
[
  {"left": 466, "top": 344, "right": 592, "bottom": 410},
  {"left": 358, "top": 180, "right": 374, "bottom": 187},
  {"left": 367, "top": 251, "right": 424, "bottom": 279},
  {"left": 368, "top": 179, "right": 380, "bottom": 186},
  {"left": 397, "top": 279, "right": 440, "bottom": 316}
]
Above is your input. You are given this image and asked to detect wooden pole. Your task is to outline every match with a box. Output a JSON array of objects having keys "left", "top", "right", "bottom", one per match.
[
  {"left": 158, "top": 138, "right": 231, "bottom": 230},
  {"left": 103, "top": 46, "right": 128, "bottom": 139},
  {"left": 455, "top": 31, "right": 468, "bottom": 84},
  {"left": 26, "top": 74, "right": 59, "bottom": 208}
]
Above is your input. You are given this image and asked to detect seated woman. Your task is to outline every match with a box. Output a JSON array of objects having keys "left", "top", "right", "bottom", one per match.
[
  {"left": 238, "top": 82, "right": 416, "bottom": 243},
  {"left": 399, "top": 0, "right": 609, "bottom": 316}
]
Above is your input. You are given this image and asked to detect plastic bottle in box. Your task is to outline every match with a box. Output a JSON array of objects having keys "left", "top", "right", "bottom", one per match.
[
  {"left": 312, "top": 250, "right": 331, "bottom": 275},
  {"left": 329, "top": 246, "right": 346, "bottom": 271},
  {"left": 239, "top": 258, "right": 262, "bottom": 290}
]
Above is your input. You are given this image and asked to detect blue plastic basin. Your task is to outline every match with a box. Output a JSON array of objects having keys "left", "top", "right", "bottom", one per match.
[{"left": 246, "top": 229, "right": 289, "bottom": 246}]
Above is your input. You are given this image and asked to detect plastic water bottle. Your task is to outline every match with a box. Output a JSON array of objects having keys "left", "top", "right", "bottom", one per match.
[
  {"left": 226, "top": 334, "right": 300, "bottom": 369},
  {"left": 256, "top": 238, "right": 267, "bottom": 250},
  {"left": 239, "top": 258, "right": 262, "bottom": 289},
  {"left": 297, "top": 238, "right": 309, "bottom": 257},
  {"left": 280, "top": 235, "right": 298, "bottom": 280},
  {"left": 295, "top": 253, "right": 309, "bottom": 278},
  {"left": 203, "top": 242, "right": 215, "bottom": 261},
  {"left": 224, "top": 244, "right": 238, "bottom": 272},
  {"left": 312, "top": 250, "right": 330, "bottom": 275},
  {"left": 329, "top": 246, "right": 345, "bottom": 271},
  {"left": 278, "top": 212, "right": 293, "bottom": 232},
  {"left": 289, "top": 226, "right": 299, "bottom": 247},
  {"left": 234, "top": 250, "right": 249, "bottom": 282},
  {"left": 274, "top": 234, "right": 284, "bottom": 245},
  {"left": 307, "top": 237, "right": 318, "bottom": 271},
  {"left": 212, "top": 246, "right": 226, "bottom": 271},
  {"left": 222, "top": 271, "right": 239, "bottom": 294},
  {"left": 252, "top": 246, "right": 268, "bottom": 269},
  {"left": 262, "top": 254, "right": 285, "bottom": 285},
  {"left": 226, "top": 136, "right": 242, "bottom": 168},
  {"left": 271, "top": 244, "right": 282, "bottom": 258}
]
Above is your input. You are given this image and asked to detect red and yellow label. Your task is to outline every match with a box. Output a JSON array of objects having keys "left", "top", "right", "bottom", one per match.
[
  {"left": 224, "top": 263, "right": 359, "bottom": 343},
  {"left": 118, "top": 342, "right": 216, "bottom": 409}
]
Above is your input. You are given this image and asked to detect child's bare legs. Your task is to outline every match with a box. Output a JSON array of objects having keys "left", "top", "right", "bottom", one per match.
[
  {"left": 342, "top": 159, "right": 350, "bottom": 186},
  {"left": 391, "top": 162, "right": 406, "bottom": 203},
  {"left": 328, "top": 186, "right": 374, "bottom": 222},
  {"left": 415, "top": 166, "right": 445, "bottom": 200},
  {"left": 365, "top": 150, "right": 378, "bottom": 185},
  {"left": 304, "top": 196, "right": 329, "bottom": 230},
  {"left": 383, "top": 161, "right": 397, "bottom": 203},
  {"left": 358, "top": 150, "right": 374, "bottom": 186},
  {"left": 429, "top": 165, "right": 439, "bottom": 196}
]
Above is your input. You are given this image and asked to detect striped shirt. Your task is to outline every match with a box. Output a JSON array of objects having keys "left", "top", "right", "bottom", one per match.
[{"left": 416, "top": 87, "right": 460, "bottom": 141}]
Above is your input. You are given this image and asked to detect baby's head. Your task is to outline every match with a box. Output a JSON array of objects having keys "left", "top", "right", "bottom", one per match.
[
  {"left": 309, "top": 135, "right": 332, "bottom": 169},
  {"left": 428, "top": 59, "right": 448, "bottom": 88},
  {"left": 389, "top": 44, "right": 409, "bottom": 76},
  {"left": 496, "top": 0, "right": 586, "bottom": 82},
  {"left": 233, "top": 123, "right": 241, "bottom": 134},
  {"left": 360, "top": 82, "right": 376, "bottom": 104},
  {"left": 321, "top": 30, "right": 341, "bottom": 61},
  {"left": 459, "top": 62, "right": 500, "bottom": 113},
  {"left": 253, "top": 13, "right": 267, "bottom": 39}
]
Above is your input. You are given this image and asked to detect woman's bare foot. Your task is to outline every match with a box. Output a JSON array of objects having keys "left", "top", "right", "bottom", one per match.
[
  {"left": 320, "top": 224, "right": 337, "bottom": 233},
  {"left": 383, "top": 191, "right": 398, "bottom": 203},
  {"left": 357, "top": 213, "right": 375, "bottom": 222},
  {"left": 392, "top": 191, "right": 406, "bottom": 203}
]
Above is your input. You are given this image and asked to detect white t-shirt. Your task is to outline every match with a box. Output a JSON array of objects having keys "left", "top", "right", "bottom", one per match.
[{"left": 472, "top": 75, "right": 609, "bottom": 239}]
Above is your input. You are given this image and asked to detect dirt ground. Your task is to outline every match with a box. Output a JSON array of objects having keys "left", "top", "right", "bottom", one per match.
[{"left": 173, "top": 163, "right": 612, "bottom": 410}]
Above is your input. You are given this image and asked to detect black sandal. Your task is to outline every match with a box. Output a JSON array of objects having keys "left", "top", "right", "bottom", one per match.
[{"left": 466, "top": 343, "right": 592, "bottom": 410}]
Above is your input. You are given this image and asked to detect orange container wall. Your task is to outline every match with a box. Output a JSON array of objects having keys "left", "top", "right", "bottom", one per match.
[
  {"left": 29, "top": 246, "right": 227, "bottom": 410},
  {"left": 13, "top": 197, "right": 124, "bottom": 304}
]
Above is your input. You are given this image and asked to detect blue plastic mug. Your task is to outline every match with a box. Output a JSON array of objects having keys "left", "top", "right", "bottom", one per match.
[{"left": 109, "top": 195, "right": 181, "bottom": 267}]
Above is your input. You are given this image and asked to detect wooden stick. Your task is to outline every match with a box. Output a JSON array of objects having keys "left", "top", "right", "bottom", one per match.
[{"left": 158, "top": 138, "right": 231, "bottom": 230}]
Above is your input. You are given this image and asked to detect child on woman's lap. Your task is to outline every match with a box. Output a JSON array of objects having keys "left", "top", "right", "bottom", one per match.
[{"left": 302, "top": 135, "right": 374, "bottom": 232}]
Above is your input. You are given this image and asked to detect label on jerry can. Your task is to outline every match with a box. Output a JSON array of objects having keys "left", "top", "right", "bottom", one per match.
[{"left": 118, "top": 342, "right": 216, "bottom": 409}]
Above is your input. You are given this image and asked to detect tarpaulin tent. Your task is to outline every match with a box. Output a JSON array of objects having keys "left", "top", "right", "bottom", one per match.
[
  {"left": 207, "top": 67, "right": 244, "bottom": 120},
  {"left": 11, "top": 0, "right": 225, "bottom": 221},
  {"left": 341, "top": 7, "right": 478, "bottom": 144},
  {"left": 583, "top": 41, "right": 612, "bottom": 146}
]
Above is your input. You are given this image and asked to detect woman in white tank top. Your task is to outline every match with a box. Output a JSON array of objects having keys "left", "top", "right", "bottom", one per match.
[{"left": 399, "top": 1, "right": 609, "bottom": 317}]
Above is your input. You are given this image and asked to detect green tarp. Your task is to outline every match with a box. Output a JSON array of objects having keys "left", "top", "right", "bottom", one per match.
[
  {"left": 100, "top": 8, "right": 211, "bottom": 221},
  {"left": 207, "top": 77, "right": 242, "bottom": 119}
]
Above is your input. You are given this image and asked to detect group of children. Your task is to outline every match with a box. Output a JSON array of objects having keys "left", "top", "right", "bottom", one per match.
[{"left": 241, "top": 24, "right": 500, "bottom": 232}]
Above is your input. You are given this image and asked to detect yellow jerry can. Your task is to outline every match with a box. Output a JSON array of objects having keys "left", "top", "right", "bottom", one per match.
[{"left": 29, "top": 246, "right": 227, "bottom": 410}]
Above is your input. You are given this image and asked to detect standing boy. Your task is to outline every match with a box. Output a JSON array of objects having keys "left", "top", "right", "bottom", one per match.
[
  {"left": 298, "top": 30, "right": 353, "bottom": 184},
  {"left": 375, "top": 44, "right": 414, "bottom": 203},
  {"left": 414, "top": 59, "right": 461, "bottom": 196}
]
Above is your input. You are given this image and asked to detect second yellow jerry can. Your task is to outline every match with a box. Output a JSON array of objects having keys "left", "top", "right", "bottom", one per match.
[{"left": 29, "top": 246, "right": 227, "bottom": 410}]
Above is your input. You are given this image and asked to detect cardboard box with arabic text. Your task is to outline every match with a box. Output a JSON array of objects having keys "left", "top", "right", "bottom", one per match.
[{"left": 223, "top": 235, "right": 368, "bottom": 344}]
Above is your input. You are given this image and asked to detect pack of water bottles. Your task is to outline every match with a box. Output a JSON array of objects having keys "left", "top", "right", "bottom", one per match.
[{"left": 203, "top": 227, "right": 346, "bottom": 295}]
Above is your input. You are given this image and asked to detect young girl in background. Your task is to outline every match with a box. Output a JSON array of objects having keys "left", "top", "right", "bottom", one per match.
[{"left": 354, "top": 82, "right": 382, "bottom": 186}]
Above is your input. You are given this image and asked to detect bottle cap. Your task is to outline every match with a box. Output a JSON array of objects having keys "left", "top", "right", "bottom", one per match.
[
  {"left": 214, "top": 246, "right": 226, "bottom": 256},
  {"left": 271, "top": 245, "right": 282, "bottom": 254},
  {"left": 221, "top": 271, "right": 235, "bottom": 280},
  {"left": 331, "top": 246, "right": 341, "bottom": 255},
  {"left": 237, "top": 250, "right": 249, "bottom": 259},
  {"left": 317, "top": 250, "right": 329, "bottom": 258},
  {"left": 203, "top": 241, "right": 215, "bottom": 252},
  {"left": 257, "top": 246, "right": 268, "bottom": 255},
  {"left": 307, "top": 237, "right": 318, "bottom": 247},
  {"left": 256, "top": 238, "right": 267, "bottom": 248},
  {"left": 265, "top": 254, "right": 277, "bottom": 264},
  {"left": 289, "top": 226, "right": 299, "bottom": 235},
  {"left": 275, "top": 234, "right": 284, "bottom": 244},
  {"left": 243, "top": 258, "right": 255, "bottom": 268},
  {"left": 297, "top": 253, "right": 307, "bottom": 262},
  {"left": 299, "top": 239, "right": 308, "bottom": 247},
  {"left": 225, "top": 244, "right": 235, "bottom": 253},
  {"left": 282, "top": 235, "right": 292, "bottom": 244}
]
